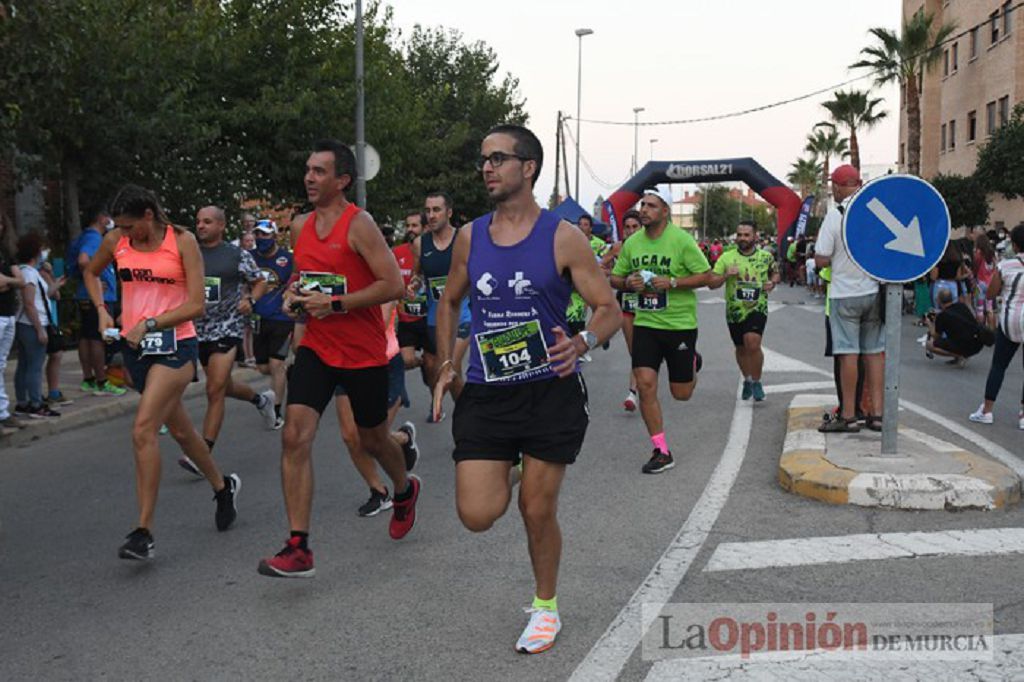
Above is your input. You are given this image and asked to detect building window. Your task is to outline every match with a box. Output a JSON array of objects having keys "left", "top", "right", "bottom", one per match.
[
  {"left": 943, "top": 49, "right": 949, "bottom": 76},
  {"left": 941, "top": 123, "right": 947, "bottom": 152},
  {"left": 899, "top": 143, "right": 905, "bottom": 166},
  {"left": 949, "top": 119, "right": 957, "bottom": 150},
  {"left": 999, "top": 95, "right": 1010, "bottom": 127},
  {"left": 970, "top": 27, "right": 979, "bottom": 58},
  {"left": 992, "top": 10, "right": 1001, "bottom": 44},
  {"left": 1004, "top": 1, "right": 1013, "bottom": 37},
  {"left": 987, "top": 101, "right": 997, "bottom": 133},
  {"left": 968, "top": 110, "right": 977, "bottom": 142},
  {"left": 952, "top": 43, "right": 959, "bottom": 71}
]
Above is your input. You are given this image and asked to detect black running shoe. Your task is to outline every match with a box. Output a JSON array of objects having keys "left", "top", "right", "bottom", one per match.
[
  {"left": 214, "top": 474, "right": 241, "bottom": 531},
  {"left": 118, "top": 527, "right": 155, "bottom": 561},
  {"left": 642, "top": 449, "right": 675, "bottom": 474},
  {"left": 358, "top": 488, "right": 393, "bottom": 517},
  {"left": 397, "top": 421, "right": 419, "bottom": 471}
]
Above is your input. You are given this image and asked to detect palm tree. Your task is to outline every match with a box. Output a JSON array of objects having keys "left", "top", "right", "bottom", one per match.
[
  {"left": 805, "top": 125, "right": 850, "bottom": 189},
  {"left": 787, "top": 156, "right": 822, "bottom": 198},
  {"left": 851, "top": 9, "right": 956, "bottom": 177},
  {"left": 819, "top": 90, "right": 887, "bottom": 170}
]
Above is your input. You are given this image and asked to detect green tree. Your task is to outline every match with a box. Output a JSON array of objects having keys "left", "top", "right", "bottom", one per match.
[
  {"left": 975, "top": 102, "right": 1024, "bottom": 201},
  {"left": 819, "top": 89, "right": 887, "bottom": 170},
  {"left": 787, "top": 156, "right": 822, "bottom": 198},
  {"left": 851, "top": 9, "right": 956, "bottom": 177},
  {"left": 694, "top": 186, "right": 743, "bottom": 239},
  {"left": 804, "top": 125, "right": 849, "bottom": 189},
  {"left": 930, "top": 173, "right": 991, "bottom": 227}
]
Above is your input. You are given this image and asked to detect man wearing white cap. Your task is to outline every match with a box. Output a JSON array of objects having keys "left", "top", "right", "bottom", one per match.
[
  {"left": 251, "top": 219, "right": 294, "bottom": 428},
  {"left": 611, "top": 187, "right": 711, "bottom": 474}
]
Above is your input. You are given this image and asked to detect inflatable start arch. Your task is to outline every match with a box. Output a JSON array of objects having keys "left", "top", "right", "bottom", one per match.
[{"left": 600, "top": 158, "right": 802, "bottom": 248}]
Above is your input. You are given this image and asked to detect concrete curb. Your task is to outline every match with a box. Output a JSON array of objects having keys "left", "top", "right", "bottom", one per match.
[
  {"left": 0, "top": 368, "right": 266, "bottom": 449},
  {"left": 778, "top": 394, "right": 1021, "bottom": 510}
]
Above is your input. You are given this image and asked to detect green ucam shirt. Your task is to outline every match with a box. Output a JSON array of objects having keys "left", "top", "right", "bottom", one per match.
[
  {"left": 712, "top": 248, "right": 778, "bottom": 323},
  {"left": 612, "top": 223, "right": 710, "bottom": 330}
]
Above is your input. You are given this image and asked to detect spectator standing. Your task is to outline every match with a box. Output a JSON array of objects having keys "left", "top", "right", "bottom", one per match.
[
  {"left": 969, "top": 224, "right": 1024, "bottom": 429},
  {"left": 37, "top": 250, "right": 71, "bottom": 405},
  {"left": 814, "top": 164, "right": 884, "bottom": 432},
  {"left": 0, "top": 214, "right": 25, "bottom": 428},
  {"left": 68, "top": 204, "right": 126, "bottom": 396},
  {"left": 14, "top": 233, "right": 60, "bottom": 417},
  {"left": 974, "top": 234, "right": 997, "bottom": 328}
]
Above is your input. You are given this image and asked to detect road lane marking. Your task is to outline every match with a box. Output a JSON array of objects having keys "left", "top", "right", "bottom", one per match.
[
  {"left": 644, "top": 633, "right": 1024, "bottom": 680},
  {"left": 764, "top": 381, "right": 835, "bottom": 395},
  {"left": 568, "top": 381, "right": 752, "bottom": 681},
  {"left": 703, "top": 527, "right": 1024, "bottom": 572}
]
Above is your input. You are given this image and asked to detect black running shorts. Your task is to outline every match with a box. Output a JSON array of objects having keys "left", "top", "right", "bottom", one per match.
[
  {"left": 198, "top": 337, "right": 242, "bottom": 366},
  {"left": 631, "top": 326, "right": 698, "bottom": 384},
  {"left": 397, "top": 318, "right": 429, "bottom": 351},
  {"left": 727, "top": 312, "right": 768, "bottom": 347},
  {"left": 452, "top": 374, "right": 589, "bottom": 465},
  {"left": 287, "top": 346, "right": 388, "bottom": 428},
  {"left": 253, "top": 319, "right": 293, "bottom": 364}
]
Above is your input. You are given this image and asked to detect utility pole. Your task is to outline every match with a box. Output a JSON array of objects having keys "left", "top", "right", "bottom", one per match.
[
  {"left": 632, "top": 107, "right": 644, "bottom": 175},
  {"left": 354, "top": 0, "right": 366, "bottom": 208},
  {"left": 574, "top": 28, "right": 593, "bottom": 200},
  {"left": 554, "top": 111, "right": 562, "bottom": 205}
]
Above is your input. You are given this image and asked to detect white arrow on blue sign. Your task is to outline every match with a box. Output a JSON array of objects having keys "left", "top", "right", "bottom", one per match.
[{"left": 842, "top": 174, "right": 951, "bottom": 284}]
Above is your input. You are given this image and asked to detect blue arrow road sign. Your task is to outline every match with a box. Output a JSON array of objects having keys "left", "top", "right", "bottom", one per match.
[{"left": 842, "top": 174, "right": 951, "bottom": 283}]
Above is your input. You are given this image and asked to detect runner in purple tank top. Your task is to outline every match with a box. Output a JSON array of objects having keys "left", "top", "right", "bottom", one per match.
[{"left": 432, "top": 124, "right": 621, "bottom": 655}]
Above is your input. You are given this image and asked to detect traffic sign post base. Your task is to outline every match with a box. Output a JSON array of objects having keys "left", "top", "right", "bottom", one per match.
[{"left": 881, "top": 283, "right": 902, "bottom": 455}]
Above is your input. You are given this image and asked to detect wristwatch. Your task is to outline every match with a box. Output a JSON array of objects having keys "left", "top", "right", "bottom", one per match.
[
  {"left": 670, "top": 277, "right": 677, "bottom": 289},
  {"left": 579, "top": 330, "right": 598, "bottom": 351},
  {"left": 144, "top": 317, "right": 158, "bottom": 332},
  {"left": 330, "top": 295, "right": 346, "bottom": 314}
]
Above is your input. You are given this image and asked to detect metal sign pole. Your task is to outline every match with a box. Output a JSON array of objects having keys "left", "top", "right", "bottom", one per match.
[{"left": 881, "top": 282, "right": 902, "bottom": 455}]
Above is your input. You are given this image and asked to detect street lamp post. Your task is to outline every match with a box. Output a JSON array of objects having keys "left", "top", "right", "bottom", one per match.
[
  {"left": 632, "top": 106, "right": 644, "bottom": 175},
  {"left": 649, "top": 138, "right": 658, "bottom": 161},
  {"left": 574, "top": 27, "right": 594, "bottom": 200}
]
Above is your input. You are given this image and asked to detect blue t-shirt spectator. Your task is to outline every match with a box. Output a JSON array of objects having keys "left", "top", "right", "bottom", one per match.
[
  {"left": 67, "top": 228, "right": 116, "bottom": 302},
  {"left": 252, "top": 246, "right": 294, "bottom": 323}
]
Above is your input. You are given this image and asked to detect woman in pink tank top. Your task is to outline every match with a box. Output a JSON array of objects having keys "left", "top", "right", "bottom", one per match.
[{"left": 83, "top": 184, "right": 240, "bottom": 561}]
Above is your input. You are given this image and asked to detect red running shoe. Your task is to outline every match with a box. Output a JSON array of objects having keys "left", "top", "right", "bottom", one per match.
[
  {"left": 257, "top": 537, "right": 315, "bottom": 578},
  {"left": 389, "top": 474, "right": 421, "bottom": 540}
]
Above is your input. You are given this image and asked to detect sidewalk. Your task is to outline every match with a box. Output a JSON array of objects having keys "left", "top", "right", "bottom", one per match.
[
  {"left": 1, "top": 354, "right": 264, "bottom": 448},
  {"left": 779, "top": 394, "right": 1021, "bottom": 510}
]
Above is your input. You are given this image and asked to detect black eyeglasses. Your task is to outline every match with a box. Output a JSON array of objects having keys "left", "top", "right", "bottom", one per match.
[{"left": 475, "top": 151, "right": 531, "bottom": 171}]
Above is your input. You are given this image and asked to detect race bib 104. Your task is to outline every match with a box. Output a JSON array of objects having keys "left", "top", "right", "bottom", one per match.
[
  {"left": 139, "top": 329, "right": 177, "bottom": 357},
  {"left": 299, "top": 271, "right": 347, "bottom": 296},
  {"left": 204, "top": 277, "right": 221, "bottom": 303},
  {"left": 475, "top": 319, "right": 550, "bottom": 382}
]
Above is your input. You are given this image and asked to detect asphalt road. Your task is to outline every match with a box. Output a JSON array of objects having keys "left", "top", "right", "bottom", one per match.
[{"left": 1, "top": 286, "right": 1022, "bottom": 681}]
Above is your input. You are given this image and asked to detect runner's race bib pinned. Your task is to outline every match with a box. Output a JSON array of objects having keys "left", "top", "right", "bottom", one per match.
[
  {"left": 427, "top": 276, "right": 447, "bottom": 302},
  {"left": 299, "top": 271, "right": 347, "bottom": 295},
  {"left": 736, "top": 285, "right": 761, "bottom": 303},
  {"left": 204, "top": 277, "right": 221, "bottom": 303},
  {"left": 638, "top": 291, "right": 667, "bottom": 311},
  {"left": 476, "top": 320, "right": 550, "bottom": 382},
  {"left": 403, "top": 293, "right": 427, "bottom": 317},
  {"left": 621, "top": 292, "right": 638, "bottom": 314},
  {"left": 139, "top": 329, "right": 177, "bottom": 357}
]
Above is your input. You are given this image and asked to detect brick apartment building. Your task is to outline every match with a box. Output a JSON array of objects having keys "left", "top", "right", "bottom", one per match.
[{"left": 901, "top": 0, "right": 1024, "bottom": 230}]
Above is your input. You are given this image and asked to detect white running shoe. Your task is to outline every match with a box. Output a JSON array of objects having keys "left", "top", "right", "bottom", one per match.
[
  {"left": 623, "top": 390, "right": 637, "bottom": 413},
  {"left": 272, "top": 415, "right": 285, "bottom": 430},
  {"left": 257, "top": 389, "right": 277, "bottom": 429},
  {"left": 516, "top": 608, "right": 561, "bottom": 654},
  {"left": 969, "top": 405, "right": 993, "bottom": 424}
]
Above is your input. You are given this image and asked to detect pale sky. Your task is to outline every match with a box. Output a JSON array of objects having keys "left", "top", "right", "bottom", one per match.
[{"left": 387, "top": 0, "right": 902, "bottom": 210}]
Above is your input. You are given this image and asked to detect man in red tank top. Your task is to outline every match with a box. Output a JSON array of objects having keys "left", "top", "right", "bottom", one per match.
[{"left": 258, "top": 139, "right": 421, "bottom": 579}]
